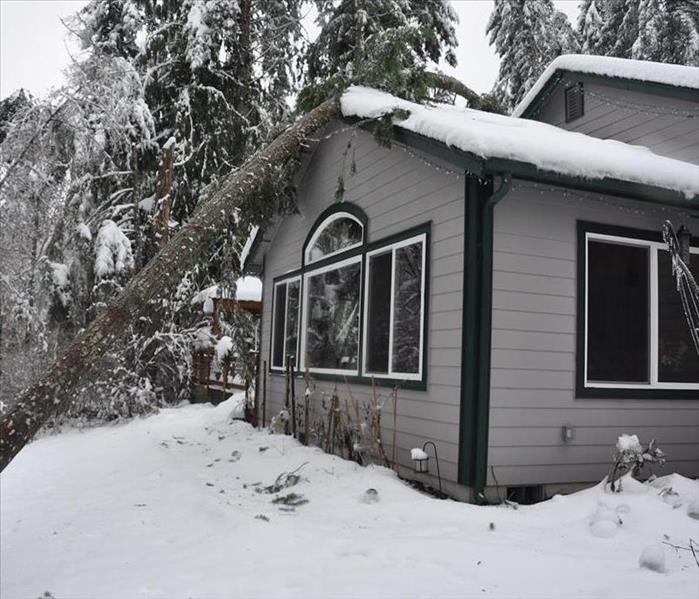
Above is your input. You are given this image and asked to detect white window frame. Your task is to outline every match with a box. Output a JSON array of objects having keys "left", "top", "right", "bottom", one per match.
[
  {"left": 362, "top": 233, "right": 427, "bottom": 382},
  {"left": 304, "top": 212, "right": 364, "bottom": 265},
  {"left": 299, "top": 254, "right": 363, "bottom": 376},
  {"left": 270, "top": 276, "right": 301, "bottom": 371},
  {"left": 584, "top": 231, "right": 699, "bottom": 391}
]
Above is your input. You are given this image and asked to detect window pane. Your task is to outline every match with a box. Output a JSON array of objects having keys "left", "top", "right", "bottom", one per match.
[
  {"left": 392, "top": 242, "right": 423, "bottom": 374},
  {"left": 305, "top": 262, "right": 361, "bottom": 370},
  {"left": 309, "top": 217, "right": 362, "bottom": 262},
  {"left": 272, "top": 283, "right": 287, "bottom": 368},
  {"left": 587, "top": 240, "right": 649, "bottom": 383},
  {"left": 657, "top": 251, "right": 699, "bottom": 383},
  {"left": 366, "top": 252, "right": 392, "bottom": 373},
  {"left": 285, "top": 280, "right": 300, "bottom": 365}
]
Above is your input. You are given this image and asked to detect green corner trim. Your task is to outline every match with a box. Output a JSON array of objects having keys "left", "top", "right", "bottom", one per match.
[{"left": 458, "top": 173, "right": 511, "bottom": 501}]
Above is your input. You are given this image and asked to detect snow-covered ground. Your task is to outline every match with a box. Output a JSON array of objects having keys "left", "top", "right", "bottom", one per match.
[{"left": 2, "top": 396, "right": 698, "bottom": 599}]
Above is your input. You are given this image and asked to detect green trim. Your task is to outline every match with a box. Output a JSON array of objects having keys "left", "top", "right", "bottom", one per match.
[
  {"left": 457, "top": 174, "right": 511, "bottom": 500},
  {"left": 269, "top": 221, "right": 431, "bottom": 390},
  {"left": 519, "top": 69, "right": 699, "bottom": 120},
  {"left": 458, "top": 175, "right": 490, "bottom": 486},
  {"left": 350, "top": 118, "right": 698, "bottom": 207},
  {"left": 575, "top": 220, "right": 699, "bottom": 400},
  {"left": 301, "top": 201, "right": 368, "bottom": 268},
  {"left": 485, "top": 159, "right": 697, "bottom": 207},
  {"left": 475, "top": 175, "right": 511, "bottom": 500},
  {"left": 393, "top": 129, "right": 485, "bottom": 175}
]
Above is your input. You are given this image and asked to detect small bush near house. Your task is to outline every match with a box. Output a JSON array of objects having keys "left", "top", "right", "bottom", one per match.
[{"left": 609, "top": 434, "right": 666, "bottom": 492}]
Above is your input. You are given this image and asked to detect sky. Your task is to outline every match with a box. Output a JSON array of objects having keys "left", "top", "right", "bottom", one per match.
[{"left": 0, "top": 0, "right": 581, "bottom": 100}]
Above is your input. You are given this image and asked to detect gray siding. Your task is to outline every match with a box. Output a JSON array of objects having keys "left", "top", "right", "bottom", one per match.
[
  {"left": 488, "top": 181, "right": 699, "bottom": 487},
  {"left": 535, "top": 81, "right": 699, "bottom": 165},
  {"left": 258, "top": 123, "right": 466, "bottom": 486}
]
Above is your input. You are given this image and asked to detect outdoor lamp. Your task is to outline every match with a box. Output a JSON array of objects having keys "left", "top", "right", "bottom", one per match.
[
  {"left": 411, "top": 447, "right": 429, "bottom": 473},
  {"left": 410, "top": 441, "right": 444, "bottom": 495},
  {"left": 677, "top": 225, "right": 691, "bottom": 264}
]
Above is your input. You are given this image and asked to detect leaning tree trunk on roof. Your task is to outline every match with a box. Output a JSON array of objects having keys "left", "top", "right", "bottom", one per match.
[
  {"left": 0, "top": 98, "right": 339, "bottom": 473},
  {"left": 425, "top": 71, "right": 483, "bottom": 109}
]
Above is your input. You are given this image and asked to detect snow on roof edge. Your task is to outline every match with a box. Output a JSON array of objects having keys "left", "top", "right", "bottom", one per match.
[
  {"left": 340, "top": 86, "right": 699, "bottom": 200},
  {"left": 513, "top": 54, "right": 699, "bottom": 118}
]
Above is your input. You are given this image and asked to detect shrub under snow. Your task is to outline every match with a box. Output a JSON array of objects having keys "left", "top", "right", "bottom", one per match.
[{"left": 639, "top": 544, "right": 666, "bottom": 573}]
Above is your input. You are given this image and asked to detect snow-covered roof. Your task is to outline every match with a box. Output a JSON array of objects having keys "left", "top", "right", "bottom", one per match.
[
  {"left": 341, "top": 86, "right": 699, "bottom": 200},
  {"left": 513, "top": 54, "right": 699, "bottom": 118}
]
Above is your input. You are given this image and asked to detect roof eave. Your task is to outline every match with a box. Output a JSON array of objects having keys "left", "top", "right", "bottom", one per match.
[
  {"left": 517, "top": 69, "right": 699, "bottom": 120},
  {"left": 393, "top": 127, "right": 697, "bottom": 208}
]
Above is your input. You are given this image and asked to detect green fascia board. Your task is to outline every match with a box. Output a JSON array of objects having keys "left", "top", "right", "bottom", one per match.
[
  {"left": 343, "top": 117, "right": 696, "bottom": 207},
  {"left": 483, "top": 156, "right": 698, "bottom": 207},
  {"left": 518, "top": 69, "right": 699, "bottom": 120},
  {"left": 392, "top": 126, "right": 697, "bottom": 207}
]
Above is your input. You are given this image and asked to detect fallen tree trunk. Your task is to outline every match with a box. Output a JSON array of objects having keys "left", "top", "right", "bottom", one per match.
[
  {"left": 0, "top": 98, "right": 339, "bottom": 473},
  {"left": 425, "top": 71, "right": 482, "bottom": 109}
]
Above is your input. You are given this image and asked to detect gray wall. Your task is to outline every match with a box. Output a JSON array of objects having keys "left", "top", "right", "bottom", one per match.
[
  {"left": 488, "top": 180, "right": 699, "bottom": 488},
  {"left": 535, "top": 81, "right": 699, "bottom": 165},
  {"left": 258, "top": 123, "right": 467, "bottom": 489}
]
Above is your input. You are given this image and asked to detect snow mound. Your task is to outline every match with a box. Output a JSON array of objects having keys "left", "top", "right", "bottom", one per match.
[
  {"left": 589, "top": 503, "right": 622, "bottom": 538},
  {"left": 341, "top": 86, "right": 699, "bottom": 199},
  {"left": 639, "top": 544, "right": 666, "bottom": 573},
  {"left": 514, "top": 54, "right": 699, "bottom": 117}
]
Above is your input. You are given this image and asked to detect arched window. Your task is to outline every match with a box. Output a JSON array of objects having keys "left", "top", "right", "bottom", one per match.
[
  {"left": 303, "top": 204, "right": 367, "bottom": 265},
  {"left": 271, "top": 201, "right": 429, "bottom": 385}
]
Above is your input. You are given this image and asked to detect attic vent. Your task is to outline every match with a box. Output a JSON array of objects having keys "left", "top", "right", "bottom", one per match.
[{"left": 565, "top": 83, "right": 584, "bottom": 122}]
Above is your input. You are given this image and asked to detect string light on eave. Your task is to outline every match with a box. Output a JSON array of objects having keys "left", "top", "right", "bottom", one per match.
[
  {"left": 584, "top": 89, "right": 699, "bottom": 119},
  {"left": 510, "top": 181, "right": 697, "bottom": 222}
]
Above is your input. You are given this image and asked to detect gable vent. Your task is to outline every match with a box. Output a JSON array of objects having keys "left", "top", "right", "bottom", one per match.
[{"left": 565, "top": 83, "right": 585, "bottom": 122}]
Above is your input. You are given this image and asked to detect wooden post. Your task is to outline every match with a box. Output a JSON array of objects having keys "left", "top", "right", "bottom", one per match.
[
  {"left": 289, "top": 356, "right": 297, "bottom": 438},
  {"left": 392, "top": 386, "right": 399, "bottom": 473},
  {"left": 325, "top": 394, "right": 334, "bottom": 452},
  {"left": 261, "top": 360, "right": 267, "bottom": 429},
  {"left": 303, "top": 387, "right": 310, "bottom": 446},
  {"left": 284, "top": 355, "right": 291, "bottom": 435}
]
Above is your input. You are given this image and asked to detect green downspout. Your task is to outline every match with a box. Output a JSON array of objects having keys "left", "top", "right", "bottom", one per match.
[{"left": 473, "top": 174, "right": 511, "bottom": 502}]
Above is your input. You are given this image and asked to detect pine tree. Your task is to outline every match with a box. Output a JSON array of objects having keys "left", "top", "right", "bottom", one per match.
[
  {"left": 633, "top": 0, "right": 699, "bottom": 65},
  {"left": 301, "top": 0, "right": 458, "bottom": 107},
  {"left": 487, "top": 0, "right": 578, "bottom": 111},
  {"left": 0, "top": 0, "right": 308, "bottom": 422},
  {"left": 596, "top": 0, "right": 639, "bottom": 58},
  {"left": 578, "top": 0, "right": 605, "bottom": 54}
]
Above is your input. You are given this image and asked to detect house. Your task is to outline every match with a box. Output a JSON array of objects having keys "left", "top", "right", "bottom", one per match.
[{"left": 244, "top": 55, "right": 699, "bottom": 502}]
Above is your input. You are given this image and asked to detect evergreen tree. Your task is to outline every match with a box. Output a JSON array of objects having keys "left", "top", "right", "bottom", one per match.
[
  {"left": 595, "top": 0, "right": 639, "bottom": 58},
  {"left": 1, "top": 0, "right": 307, "bottom": 422},
  {"left": 487, "top": 0, "right": 578, "bottom": 111},
  {"left": 633, "top": 0, "right": 699, "bottom": 65},
  {"left": 578, "top": 0, "right": 605, "bottom": 54},
  {"left": 301, "top": 0, "right": 458, "bottom": 107}
]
